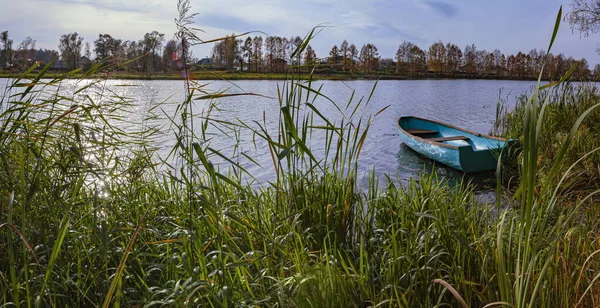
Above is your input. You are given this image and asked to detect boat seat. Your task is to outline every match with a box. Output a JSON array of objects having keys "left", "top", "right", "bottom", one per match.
[
  {"left": 427, "top": 136, "right": 470, "bottom": 142},
  {"left": 406, "top": 129, "right": 438, "bottom": 135}
]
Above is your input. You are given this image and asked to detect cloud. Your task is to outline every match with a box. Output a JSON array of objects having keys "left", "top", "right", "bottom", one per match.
[
  {"left": 54, "top": 0, "right": 172, "bottom": 14},
  {"left": 1, "top": 0, "right": 598, "bottom": 66},
  {"left": 422, "top": 0, "right": 458, "bottom": 18}
]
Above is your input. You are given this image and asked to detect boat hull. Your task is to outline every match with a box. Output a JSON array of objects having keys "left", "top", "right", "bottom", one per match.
[{"left": 397, "top": 116, "right": 512, "bottom": 173}]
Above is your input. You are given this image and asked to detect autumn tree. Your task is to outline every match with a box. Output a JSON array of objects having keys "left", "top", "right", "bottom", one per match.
[
  {"left": 463, "top": 44, "right": 477, "bottom": 74},
  {"left": 484, "top": 52, "right": 495, "bottom": 76},
  {"left": 492, "top": 49, "right": 505, "bottom": 76},
  {"left": 340, "top": 40, "right": 349, "bottom": 71},
  {"left": 227, "top": 37, "right": 241, "bottom": 69},
  {"left": 396, "top": 41, "right": 415, "bottom": 74},
  {"left": 506, "top": 54, "right": 516, "bottom": 77},
  {"left": 527, "top": 49, "right": 543, "bottom": 77},
  {"left": 408, "top": 45, "right": 427, "bottom": 76},
  {"left": 304, "top": 44, "right": 317, "bottom": 65},
  {"left": 347, "top": 44, "right": 358, "bottom": 73},
  {"left": 427, "top": 41, "right": 446, "bottom": 73},
  {"left": 328, "top": 45, "right": 339, "bottom": 66},
  {"left": 499, "top": 53, "right": 507, "bottom": 77},
  {"left": 573, "top": 57, "right": 590, "bottom": 79},
  {"left": 210, "top": 35, "right": 240, "bottom": 70},
  {"left": 512, "top": 52, "right": 525, "bottom": 78},
  {"left": 445, "top": 42, "right": 462, "bottom": 74},
  {"left": 359, "top": 44, "right": 379, "bottom": 73},
  {"left": 58, "top": 32, "right": 84, "bottom": 70}
]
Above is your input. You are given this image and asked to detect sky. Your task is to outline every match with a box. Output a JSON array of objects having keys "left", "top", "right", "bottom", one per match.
[{"left": 2, "top": 0, "right": 599, "bottom": 66}]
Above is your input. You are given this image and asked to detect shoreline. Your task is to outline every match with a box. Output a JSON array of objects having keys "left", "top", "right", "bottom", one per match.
[{"left": 0, "top": 70, "right": 581, "bottom": 82}]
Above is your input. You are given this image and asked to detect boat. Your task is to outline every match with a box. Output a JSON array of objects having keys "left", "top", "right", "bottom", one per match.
[{"left": 397, "top": 116, "right": 514, "bottom": 173}]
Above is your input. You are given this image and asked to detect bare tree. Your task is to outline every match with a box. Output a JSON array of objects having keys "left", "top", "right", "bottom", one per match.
[
  {"left": 84, "top": 42, "right": 92, "bottom": 59},
  {"left": 1, "top": 31, "right": 13, "bottom": 69},
  {"left": 242, "top": 37, "right": 252, "bottom": 71},
  {"left": 567, "top": 0, "right": 600, "bottom": 53},
  {"left": 14, "top": 36, "right": 36, "bottom": 68},
  {"left": 252, "top": 36, "right": 263, "bottom": 72},
  {"left": 265, "top": 36, "right": 275, "bottom": 72},
  {"left": 396, "top": 41, "right": 414, "bottom": 74},
  {"left": 593, "top": 63, "right": 600, "bottom": 80}
]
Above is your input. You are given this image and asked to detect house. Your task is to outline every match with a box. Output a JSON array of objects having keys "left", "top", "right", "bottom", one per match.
[
  {"left": 272, "top": 58, "right": 287, "bottom": 72},
  {"left": 52, "top": 59, "right": 67, "bottom": 70},
  {"left": 196, "top": 57, "right": 213, "bottom": 69},
  {"left": 79, "top": 56, "right": 92, "bottom": 70}
]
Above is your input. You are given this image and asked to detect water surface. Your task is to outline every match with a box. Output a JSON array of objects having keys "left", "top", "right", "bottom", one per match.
[{"left": 1, "top": 78, "right": 537, "bottom": 191}]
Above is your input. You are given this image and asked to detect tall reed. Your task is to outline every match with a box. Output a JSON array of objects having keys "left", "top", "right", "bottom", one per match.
[{"left": 1, "top": 3, "right": 600, "bottom": 308}]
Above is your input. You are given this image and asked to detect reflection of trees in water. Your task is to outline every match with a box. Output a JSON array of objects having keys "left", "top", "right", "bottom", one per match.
[{"left": 395, "top": 143, "right": 497, "bottom": 194}]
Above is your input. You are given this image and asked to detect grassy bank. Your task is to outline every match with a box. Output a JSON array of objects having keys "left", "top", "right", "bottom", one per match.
[
  {"left": 1, "top": 53, "right": 600, "bottom": 307},
  {"left": 0, "top": 70, "right": 321, "bottom": 81},
  {"left": 0, "top": 68, "right": 581, "bottom": 82}
]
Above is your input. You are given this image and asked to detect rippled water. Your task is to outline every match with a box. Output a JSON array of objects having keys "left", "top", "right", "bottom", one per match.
[{"left": 1, "top": 78, "right": 538, "bottom": 192}]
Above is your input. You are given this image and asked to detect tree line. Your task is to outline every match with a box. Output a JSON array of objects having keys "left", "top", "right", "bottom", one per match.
[
  {"left": 0, "top": 30, "right": 191, "bottom": 72},
  {"left": 210, "top": 35, "right": 594, "bottom": 80},
  {"left": 0, "top": 29, "right": 596, "bottom": 80}
]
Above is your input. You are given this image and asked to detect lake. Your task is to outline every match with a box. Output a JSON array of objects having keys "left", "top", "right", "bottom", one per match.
[{"left": 1, "top": 78, "right": 537, "bottom": 191}]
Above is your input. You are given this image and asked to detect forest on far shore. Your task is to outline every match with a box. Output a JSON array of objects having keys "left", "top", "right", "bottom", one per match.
[{"left": 0, "top": 29, "right": 595, "bottom": 81}]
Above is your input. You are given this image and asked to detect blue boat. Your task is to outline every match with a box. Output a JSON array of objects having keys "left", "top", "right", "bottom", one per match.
[{"left": 397, "top": 116, "right": 514, "bottom": 173}]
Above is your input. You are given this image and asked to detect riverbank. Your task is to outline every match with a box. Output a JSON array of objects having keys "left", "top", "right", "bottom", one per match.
[
  {"left": 1, "top": 66, "right": 600, "bottom": 307},
  {"left": 0, "top": 68, "right": 585, "bottom": 82}
]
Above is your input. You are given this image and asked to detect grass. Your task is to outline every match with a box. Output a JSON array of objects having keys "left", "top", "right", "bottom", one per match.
[
  {"left": 494, "top": 82, "right": 600, "bottom": 195},
  {"left": 0, "top": 69, "right": 445, "bottom": 81},
  {"left": 1, "top": 4, "right": 600, "bottom": 308},
  {"left": 0, "top": 70, "right": 328, "bottom": 81},
  {"left": 0, "top": 69, "right": 572, "bottom": 82}
]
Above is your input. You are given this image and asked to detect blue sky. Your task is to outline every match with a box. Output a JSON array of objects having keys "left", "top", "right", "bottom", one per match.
[{"left": 2, "top": 0, "right": 599, "bottom": 66}]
